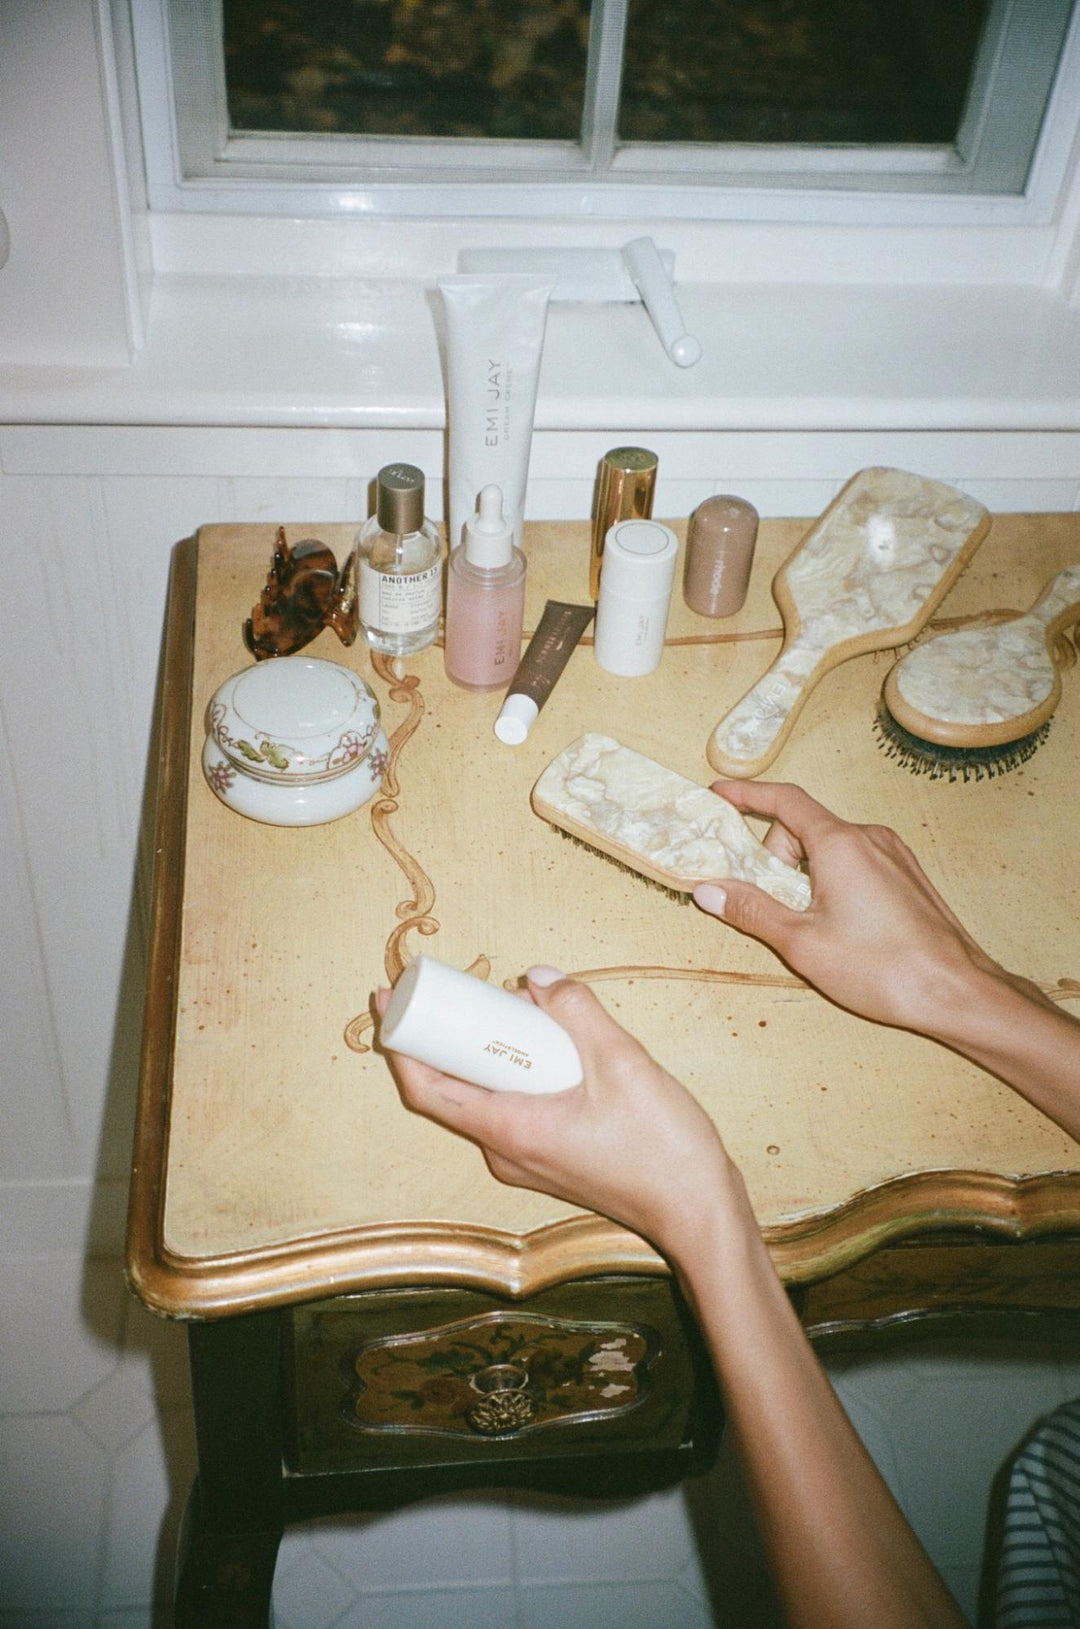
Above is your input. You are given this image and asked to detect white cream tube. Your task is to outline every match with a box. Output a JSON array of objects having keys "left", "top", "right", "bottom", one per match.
[
  {"left": 438, "top": 274, "right": 554, "bottom": 552},
  {"left": 380, "top": 955, "right": 582, "bottom": 1094}
]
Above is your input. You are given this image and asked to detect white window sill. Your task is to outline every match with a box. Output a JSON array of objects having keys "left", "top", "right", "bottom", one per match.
[{"left": 2, "top": 274, "right": 1079, "bottom": 432}]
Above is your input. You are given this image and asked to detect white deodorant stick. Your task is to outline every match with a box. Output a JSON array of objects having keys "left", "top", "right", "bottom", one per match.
[
  {"left": 379, "top": 955, "right": 583, "bottom": 1094},
  {"left": 594, "top": 518, "right": 679, "bottom": 677}
]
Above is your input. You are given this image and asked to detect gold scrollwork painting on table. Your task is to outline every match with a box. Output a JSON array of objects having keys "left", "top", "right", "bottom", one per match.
[{"left": 344, "top": 651, "right": 490, "bottom": 1054}]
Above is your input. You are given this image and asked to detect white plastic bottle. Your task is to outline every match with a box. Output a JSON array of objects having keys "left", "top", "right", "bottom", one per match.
[
  {"left": 356, "top": 463, "right": 443, "bottom": 656},
  {"left": 444, "top": 484, "right": 527, "bottom": 690},
  {"left": 593, "top": 518, "right": 679, "bottom": 676},
  {"left": 380, "top": 955, "right": 583, "bottom": 1094}
]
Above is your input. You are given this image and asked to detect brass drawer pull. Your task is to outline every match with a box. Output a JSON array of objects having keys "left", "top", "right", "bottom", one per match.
[{"left": 466, "top": 1362, "right": 536, "bottom": 1436}]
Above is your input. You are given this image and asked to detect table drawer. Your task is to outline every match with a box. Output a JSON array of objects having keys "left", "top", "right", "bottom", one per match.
[{"left": 285, "top": 1277, "right": 717, "bottom": 1475}]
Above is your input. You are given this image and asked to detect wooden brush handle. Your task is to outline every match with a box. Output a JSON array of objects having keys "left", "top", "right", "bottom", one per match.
[
  {"left": 707, "top": 629, "right": 828, "bottom": 778},
  {"left": 1032, "top": 563, "right": 1080, "bottom": 638}
]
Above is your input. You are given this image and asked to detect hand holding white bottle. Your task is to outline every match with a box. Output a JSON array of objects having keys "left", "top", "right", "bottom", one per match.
[{"left": 379, "top": 955, "right": 583, "bottom": 1094}]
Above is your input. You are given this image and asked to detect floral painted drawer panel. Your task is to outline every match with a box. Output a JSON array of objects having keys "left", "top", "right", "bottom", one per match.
[
  {"left": 286, "top": 1279, "right": 716, "bottom": 1474},
  {"left": 347, "top": 1310, "right": 655, "bottom": 1439}
]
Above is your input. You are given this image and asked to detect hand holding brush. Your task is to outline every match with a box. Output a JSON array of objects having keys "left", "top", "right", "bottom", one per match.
[
  {"left": 379, "top": 786, "right": 1079, "bottom": 1629},
  {"left": 694, "top": 781, "right": 1080, "bottom": 1142}
]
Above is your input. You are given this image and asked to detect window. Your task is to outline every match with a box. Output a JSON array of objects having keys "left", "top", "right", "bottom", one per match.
[{"left": 141, "top": 0, "right": 1077, "bottom": 214}]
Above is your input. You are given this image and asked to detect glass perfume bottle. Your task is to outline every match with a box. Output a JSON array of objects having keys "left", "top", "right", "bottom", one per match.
[
  {"left": 444, "top": 484, "right": 526, "bottom": 690},
  {"left": 357, "top": 463, "right": 443, "bottom": 656}
]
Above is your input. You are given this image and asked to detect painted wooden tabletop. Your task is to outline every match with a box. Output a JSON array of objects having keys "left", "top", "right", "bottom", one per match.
[{"left": 128, "top": 512, "right": 1080, "bottom": 1316}]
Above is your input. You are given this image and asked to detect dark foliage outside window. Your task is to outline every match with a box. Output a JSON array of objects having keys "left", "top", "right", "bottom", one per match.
[{"left": 224, "top": 0, "right": 991, "bottom": 149}]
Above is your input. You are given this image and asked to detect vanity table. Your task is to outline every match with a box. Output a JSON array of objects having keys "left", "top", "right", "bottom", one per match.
[{"left": 127, "top": 512, "right": 1080, "bottom": 1625}]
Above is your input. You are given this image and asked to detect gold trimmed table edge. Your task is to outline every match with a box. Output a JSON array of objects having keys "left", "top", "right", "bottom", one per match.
[{"left": 129, "top": 1171, "right": 1080, "bottom": 1320}]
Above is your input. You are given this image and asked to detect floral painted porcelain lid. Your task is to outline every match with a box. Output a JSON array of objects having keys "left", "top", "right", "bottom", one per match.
[{"left": 207, "top": 657, "right": 381, "bottom": 784}]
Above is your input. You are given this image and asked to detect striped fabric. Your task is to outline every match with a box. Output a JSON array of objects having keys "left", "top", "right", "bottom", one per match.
[{"left": 995, "top": 1399, "right": 1080, "bottom": 1627}]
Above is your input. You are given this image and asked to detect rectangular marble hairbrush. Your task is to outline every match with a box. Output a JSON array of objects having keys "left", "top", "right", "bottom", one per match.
[
  {"left": 707, "top": 467, "right": 990, "bottom": 778},
  {"left": 531, "top": 733, "right": 811, "bottom": 910}
]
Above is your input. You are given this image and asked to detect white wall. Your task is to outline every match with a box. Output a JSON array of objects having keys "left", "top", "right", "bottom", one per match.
[{"left": 0, "top": 0, "right": 142, "bottom": 364}]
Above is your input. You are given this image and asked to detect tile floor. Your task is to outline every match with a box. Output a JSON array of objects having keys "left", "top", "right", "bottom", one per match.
[{"left": 3, "top": 1242, "right": 1078, "bottom": 1629}]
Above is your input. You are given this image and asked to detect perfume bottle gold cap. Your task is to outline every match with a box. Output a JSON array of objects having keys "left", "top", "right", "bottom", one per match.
[
  {"left": 590, "top": 447, "right": 658, "bottom": 598},
  {"left": 376, "top": 463, "right": 425, "bottom": 534}
]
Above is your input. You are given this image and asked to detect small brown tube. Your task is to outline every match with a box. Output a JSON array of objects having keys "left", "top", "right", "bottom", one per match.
[
  {"left": 492, "top": 600, "right": 594, "bottom": 745},
  {"left": 683, "top": 495, "right": 759, "bottom": 617}
]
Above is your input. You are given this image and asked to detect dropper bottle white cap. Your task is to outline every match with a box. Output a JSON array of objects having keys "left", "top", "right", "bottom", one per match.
[{"left": 464, "top": 483, "right": 514, "bottom": 567}]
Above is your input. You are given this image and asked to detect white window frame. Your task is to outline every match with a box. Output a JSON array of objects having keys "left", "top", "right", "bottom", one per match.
[
  {"left": 5, "top": 1, "right": 1080, "bottom": 427},
  {"left": 136, "top": 0, "right": 1079, "bottom": 226}
]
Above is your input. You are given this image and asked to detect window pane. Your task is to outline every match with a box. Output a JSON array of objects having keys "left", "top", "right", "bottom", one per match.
[
  {"left": 222, "top": 0, "right": 591, "bottom": 140},
  {"left": 619, "top": 0, "right": 992, "bottom": 145}
]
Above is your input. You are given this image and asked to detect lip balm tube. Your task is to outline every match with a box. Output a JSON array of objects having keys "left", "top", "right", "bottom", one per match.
[
  {"left": 494, "top": 599, "right": 594, "bottom": 745},
  {"left": 594, "top": 519, "right": 679, "bottom": 677},
  {"left": 380, "top": 955, "right": 583, "bottom": 1094}
]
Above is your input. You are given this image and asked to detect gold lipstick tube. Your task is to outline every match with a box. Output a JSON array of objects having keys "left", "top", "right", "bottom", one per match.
[{"left": 590, "top": 447, "right": 659, "bottom": 598}]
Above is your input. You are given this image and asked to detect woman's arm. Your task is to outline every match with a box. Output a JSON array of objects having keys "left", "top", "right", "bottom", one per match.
[
  {"left": 377, "top": 972, "right": 967, "bottom": 1629},
  {"left": 676, "top": 1175, "right": 964, "bottom": 1629},
  {"left": 697, "top": 781, "right": 1080, "bottom": 1141},
  {"left": 378, "top": 786, "right": 1079, "bottom": 1625}
]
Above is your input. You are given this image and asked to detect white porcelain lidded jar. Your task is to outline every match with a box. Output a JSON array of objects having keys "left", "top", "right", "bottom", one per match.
[{"left": 202, "top": 657, "right": 389, "bottom": 826}]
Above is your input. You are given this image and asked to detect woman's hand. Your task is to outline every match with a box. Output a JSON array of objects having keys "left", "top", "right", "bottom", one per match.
[
  {"left": 376, "top": 969, "right": 736, "bottom": 1260},
  {"left": 693, "top": 781, "right": 1009, "bottom": 1039}
]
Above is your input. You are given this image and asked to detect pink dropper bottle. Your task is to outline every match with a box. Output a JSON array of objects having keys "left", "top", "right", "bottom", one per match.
[{"left": 444, "top": 484, "right": 527, "bottom": 690}]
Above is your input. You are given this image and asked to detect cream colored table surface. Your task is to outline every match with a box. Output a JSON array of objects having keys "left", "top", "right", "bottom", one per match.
[{"left": 130, "top": 514, "right": 1080, "bottom": 1317}]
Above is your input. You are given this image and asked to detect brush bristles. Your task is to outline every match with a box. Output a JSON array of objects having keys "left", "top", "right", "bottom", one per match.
[
  {"left": 552, "top": 826, "right": 691, "bottom": 902},
  {"left": 874, "top": 705, "right": 1052, "bottom": 782}
]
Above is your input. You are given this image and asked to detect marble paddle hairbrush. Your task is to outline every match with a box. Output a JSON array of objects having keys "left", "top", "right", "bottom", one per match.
[
  {"left": 531, "top": 732, "right": 811, "bottom": 909},
  {"left": 876, "top": 563, "right": 1080, "bottom": 780},
  {"left": 706, "top": 468, "right": 990, "bottom": 779}
]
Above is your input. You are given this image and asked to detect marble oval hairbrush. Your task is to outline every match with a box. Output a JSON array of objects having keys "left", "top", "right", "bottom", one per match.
[
  {"left": 706, "top": 468, "right": 990, "bottom": 779},
  {"left": 876, "top": 563, "right": 1080, "bottom": 780}
]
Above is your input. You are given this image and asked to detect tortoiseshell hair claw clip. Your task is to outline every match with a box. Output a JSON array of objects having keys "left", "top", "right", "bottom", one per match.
[{"left": 244, "top": 528, "right": 359, "bottom": 659}]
